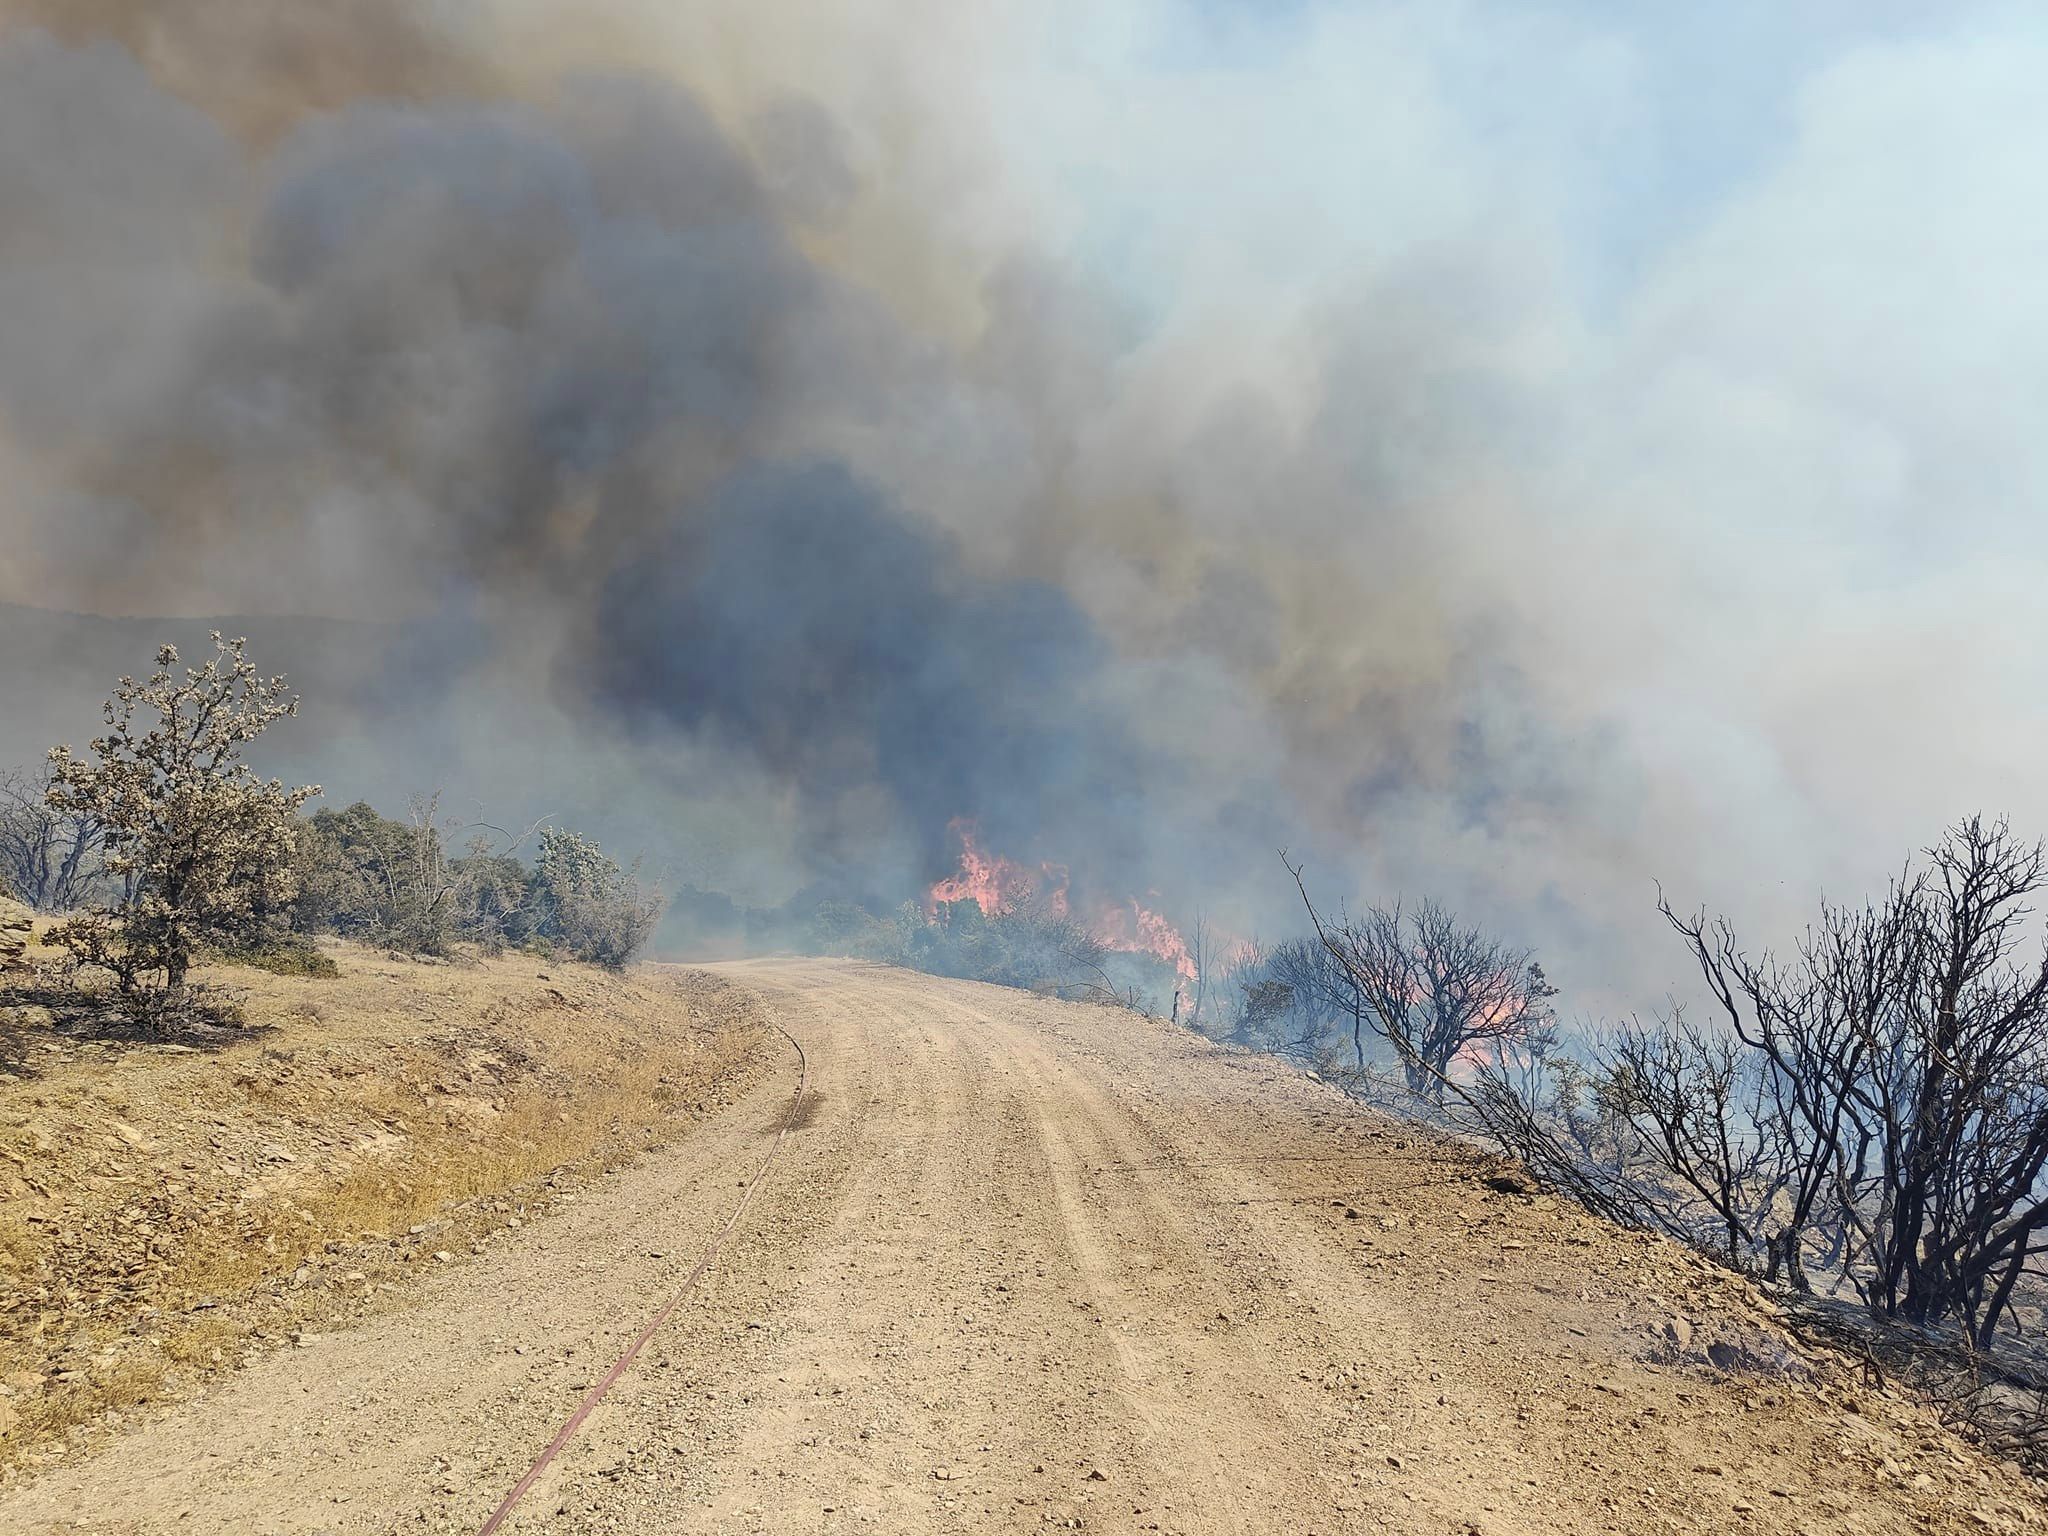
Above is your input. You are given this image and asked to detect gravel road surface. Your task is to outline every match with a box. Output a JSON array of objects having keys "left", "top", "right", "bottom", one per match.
[{"left": 5, "top": 958, "right": 2038, "bottom": 1535}]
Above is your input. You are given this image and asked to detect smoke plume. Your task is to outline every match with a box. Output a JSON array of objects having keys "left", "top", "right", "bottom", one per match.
[{"left": 4, "top": 2, "right": 2045, "bottom": 1007}]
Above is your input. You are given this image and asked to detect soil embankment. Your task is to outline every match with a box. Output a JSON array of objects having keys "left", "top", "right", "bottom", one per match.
[{"left": 0, "top": 946, "right": 770, "bottom": 1469}]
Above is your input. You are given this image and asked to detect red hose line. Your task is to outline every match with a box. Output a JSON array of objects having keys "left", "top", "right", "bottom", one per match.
[{"left": 476, "top": 1025, "right": 809, "bottom": 1535}]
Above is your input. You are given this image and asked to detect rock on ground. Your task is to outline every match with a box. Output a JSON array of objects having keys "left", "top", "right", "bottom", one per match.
[{"left": 0, "top": 896, "right": 31, "bottom": 971}]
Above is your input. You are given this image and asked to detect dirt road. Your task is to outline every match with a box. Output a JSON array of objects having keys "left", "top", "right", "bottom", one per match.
[{"left": 4, "top": 959, "right": 2039, "bottom": 1534}]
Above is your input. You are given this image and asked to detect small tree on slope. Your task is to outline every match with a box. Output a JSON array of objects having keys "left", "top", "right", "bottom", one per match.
[
  {"left": 46, "top": 635, "right": 318, "bottom": 1010},
  {"left": 529, "top": 825, "right": 661, "bottom": 969}
]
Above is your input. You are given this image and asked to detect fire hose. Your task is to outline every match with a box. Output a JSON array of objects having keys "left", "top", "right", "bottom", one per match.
[{"left": 475, "top": 1023, "right": 809, "bottom": 1534}]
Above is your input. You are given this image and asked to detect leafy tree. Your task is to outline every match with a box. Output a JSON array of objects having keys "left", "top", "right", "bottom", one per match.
[
  {"left": 294, "top": 797, "right": 551, "bottom": 957},
  {"left": 810, "top": 899, "right": 899, "bottom": 958},
  {"left": 45, "top": 636, "right": 318, "bottom": 1003},
  {"left": 529, "top": 826, "right": 661, "bottom": 968},
  {"left": 450, "top": 842, "right": 538, "bottom": 955},
  {"left": 291, "top": 800, "right": 420, "bottom": 940}
]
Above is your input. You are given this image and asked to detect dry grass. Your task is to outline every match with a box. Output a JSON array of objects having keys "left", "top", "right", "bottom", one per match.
[{"left": 0, "top": 937, "right": 769, "bottom": 1474}]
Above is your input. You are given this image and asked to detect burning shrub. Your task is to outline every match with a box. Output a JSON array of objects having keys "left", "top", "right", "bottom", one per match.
[
  {"left": 1286, "top": 867, "right": 1555, "bottom": 1103},
  {"left": 830, "top": 894, "right": 1168, "bottom": 1010},
  {"left": 814, "top": 822, "right": 1198, "bottom": 1013}
]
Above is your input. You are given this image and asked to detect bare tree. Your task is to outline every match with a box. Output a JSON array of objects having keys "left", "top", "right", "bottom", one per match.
[
  {"left": 1287, "top": 857, "right": 1553, "bottom": 1102},
  {"left": 375, "top": 792, "right": 464, "bottom": 956},
  {"left": 1267, "top": 935, "right": 1370, "bottom": 1068},
  {"left": 1664, "top": 816, "right": 2048, "bottom": 1346},
  {"left": 1185, "top": 910, "right": 1215, "bottom": 1030},
  {"left": 1408, "top": 817, "right": 2048, "bottom": 1352},
  {"left": 1048, "top": 916, "right": 1148, "bottom": 1013},
  {"left": 1215, "top": 937, "right": 1264, "bottom": 1042},
  {"left": 0, "top": 763, "right": 107, "bottom": 911}
]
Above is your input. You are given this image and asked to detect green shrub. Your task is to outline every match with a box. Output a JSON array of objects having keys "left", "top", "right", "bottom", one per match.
[
  {"left": 809, "top": 899, "right": 903, "bottom": 959},
  {"left": 447, "top": 849, "right": 535, "bottom": 955},
  {"left": 211, "top": 940, "right": 341, "bottom": 978},
  {"left": 291, "top": 801, "right": 424, "bottom": 941},
  {"left": 528, "top": 827, "right": 661, "bottom": 968},
  {"left": 290, "top": 804, "right": 661, "bottom": 968}
]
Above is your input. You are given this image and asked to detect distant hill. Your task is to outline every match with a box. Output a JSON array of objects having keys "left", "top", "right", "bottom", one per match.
[
  {"left": 0, "top": 601, "right": 809, "bottom": 956},
  {"left": 0, "top": 601, "right": 384, "bottom": 773}
]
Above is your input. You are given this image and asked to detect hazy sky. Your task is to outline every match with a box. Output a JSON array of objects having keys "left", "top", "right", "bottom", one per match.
[{"left": 1, "top": 1, "right": 2042, "bottom": 1008}]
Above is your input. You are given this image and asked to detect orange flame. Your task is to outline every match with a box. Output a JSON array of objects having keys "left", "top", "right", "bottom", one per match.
[
  {"left": 1092, "top": 898, "right": 1199, "bottom": 982},
  {"left": 926, "top": 824, "right": 1194, "bottom": 980},
  {"left": 926, "top": 820, "right": 1069, "bottom": 918}
]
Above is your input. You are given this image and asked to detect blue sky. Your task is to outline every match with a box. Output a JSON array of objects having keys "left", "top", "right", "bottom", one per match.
[{"left": 1023, "top": 1, "right": 2007, "bottom": 324}]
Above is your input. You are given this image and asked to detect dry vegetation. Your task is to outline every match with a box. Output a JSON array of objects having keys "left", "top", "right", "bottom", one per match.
[{"left": 0, "top": 928, "right": 768, "bottom": 1476}]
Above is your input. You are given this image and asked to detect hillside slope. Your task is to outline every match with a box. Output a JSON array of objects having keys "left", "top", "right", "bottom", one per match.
[
  {"left": 2, "top": 958, "right": 2040, "bottom": 1534},
  {"left": 0, "top": 943, "right": 770, "bottom": 1469}
]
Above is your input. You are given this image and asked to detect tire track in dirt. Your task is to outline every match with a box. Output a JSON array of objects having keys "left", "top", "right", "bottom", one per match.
[
  {"left": 664, "top": 968, "right": 1144, "bottom": 1534},
  {"left": 1014, "top": 1025, "right": 1327, "bottom": 1532}
]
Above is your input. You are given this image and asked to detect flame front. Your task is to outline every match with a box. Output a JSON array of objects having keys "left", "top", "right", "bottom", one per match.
[
  {"left": 1091, "top": 899, "right": 1199, "bottom": 982},
  {"left": 927, "top": 823, "right": 1193, "bottom": 981},
  {"left": 926, "top": 820, "right": 1069, "bottom": 919}
]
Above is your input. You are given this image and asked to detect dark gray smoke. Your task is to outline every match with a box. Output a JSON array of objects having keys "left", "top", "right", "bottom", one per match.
[
  {"left": 0, "top": 25, "right": 1268, "bottom": 934},
  {"left": 588, "top": 463, "right": 1161, "bottom": 885}
]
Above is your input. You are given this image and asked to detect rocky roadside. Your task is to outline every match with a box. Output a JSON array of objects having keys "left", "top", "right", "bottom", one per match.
[{"left": 0, "top": 951, "right": 772, "bottom": 1476}]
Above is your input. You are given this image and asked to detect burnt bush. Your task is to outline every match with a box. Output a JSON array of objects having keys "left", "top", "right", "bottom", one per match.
[
  {"left": 1650, "top": 816, "right": 2048, "bottom": 1346},
  {"left": 1294, "top": 818, "right": 2048, "bottom": 1356}
]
